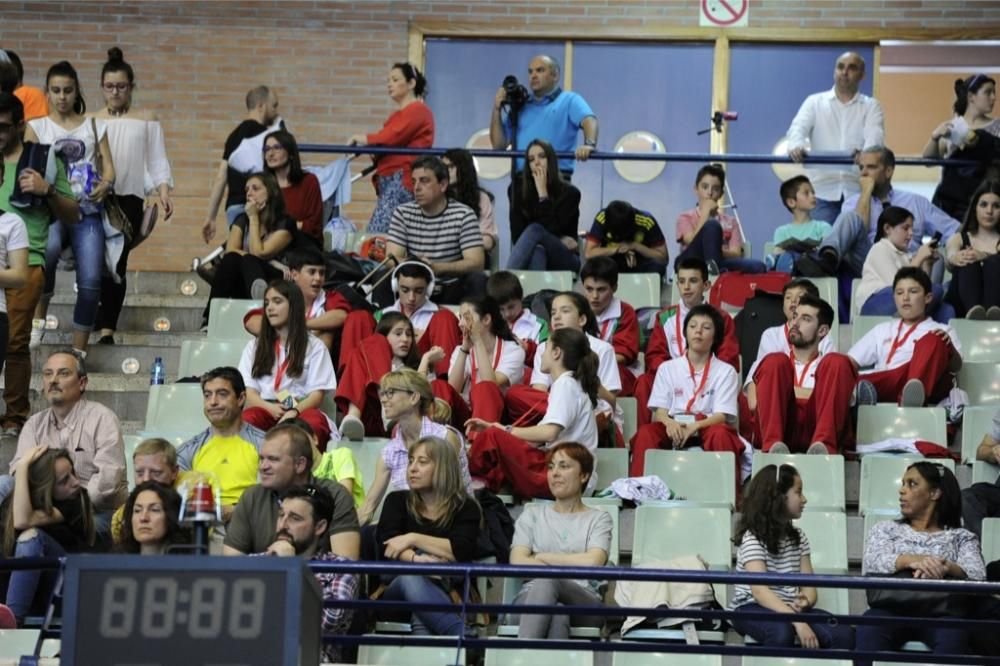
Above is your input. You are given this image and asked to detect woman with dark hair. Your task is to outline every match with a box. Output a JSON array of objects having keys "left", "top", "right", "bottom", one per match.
[
  {"left": 237, "top": 280, "right": 337, "bottom": 450},
  {"left": 507, "top": 139, "right": 582, "bottom": 271},
  {"left": 857, "top": 462, "right": 985, "bottom": 661},
  {"left": 924, "top": 74, "right": 1000, "bottom": 220},
  {"left": 263, "top": 129, "right": 323, "bottom": 244},
  {"left": 729, "top": 464, "right": 853, "bottom": 649},
  {"left": 442, "top": 148, "right": 497, "bottom": 254},
  {"left": 203, "top": 171, "right": 298, "bottom": 323},
  {"left": 25, "top": 60, "right": 115, "bottom": 356},
  {"left": 349, "top": 62, "right": 434, "bottom": 234},
  {"left": 118, "top": 481, "right": 189, "bottom": 555},
  {"left": 858, "top": 205, "right": 952, "bottom": 322},
  {"left": 945, "top": 180, "right": 1000, "bottom": 318},
  {"left": 92, "top": 47, "right": 174, "bottom": 345},
  {"left": 1, "top": 448, "right": 98, "bottom": 624}
]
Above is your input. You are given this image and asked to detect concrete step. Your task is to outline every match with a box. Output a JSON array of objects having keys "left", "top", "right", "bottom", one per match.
[
  {"left": 32, "top": 333, "right": 209, "bottom": 375},
  {"left": 47, "top": 292, "right": 208, "bottom": 334},
  {"left": 49, "top": 269, "right": 209, "bottom": 297},
  {"left": 1, "top": 373, "right": 169, "bottom": 424}
]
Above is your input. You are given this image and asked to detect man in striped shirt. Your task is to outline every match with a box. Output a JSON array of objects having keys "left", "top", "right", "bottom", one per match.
[{"left": 386, "top": 156, "right": 487, "bottom": 304}]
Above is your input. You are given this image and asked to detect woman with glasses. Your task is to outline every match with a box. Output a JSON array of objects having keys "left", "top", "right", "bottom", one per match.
[
  {"left": 357, "top": 368, "right": 471, "bottom": 526},
  {"left": 88, "top": 47, "right": 173, "bottom": 345},
  {"left": 25, "top": 60, "right": 115, "bottom": 357},
  {"left": 348, "top": 62, "right": 434, "bottom": 234},
  {"left": 856, "top": 462, "right": 985, "bottom": 662},
  {"left": 262, "top": 129, "right": 323, "bottom": 246}
]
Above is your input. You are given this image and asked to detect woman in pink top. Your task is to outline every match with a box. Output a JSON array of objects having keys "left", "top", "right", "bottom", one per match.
[{"left": 349, "top": 62, "right": 434, "bottom": 234}]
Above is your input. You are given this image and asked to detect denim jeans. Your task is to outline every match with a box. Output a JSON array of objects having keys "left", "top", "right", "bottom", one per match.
[
  {"left": 729, "top": 603, "right": 854, "bottom": 648},
  {"left": 5, "top": 528, "right": 66, "bottom": 623},
  {"left": 43, "top": 211, "right": 105, "bottom": 331},
  {"left": 510, "top": 578, "right": 604, "bottom": 639},
  {"left": 675, "top": 219, "right": 765, "bottom": 274},
  {"left": 381, "top": 575, "right": 465, "bottom": 635},
  {"left": 854, "top": 607, "right": 967, "bottom": 665},
  {"left": 819, "top": 210, "right": 871, "bottom": 278},
  {"left": 860, "top": 284, "right": 955, "bottom": 323},
  {"left": 507, "top": 223, "right": 581, "bottom": 272},
  {"left": 812, "top": 196, "right": 844, "bottom": 224}
]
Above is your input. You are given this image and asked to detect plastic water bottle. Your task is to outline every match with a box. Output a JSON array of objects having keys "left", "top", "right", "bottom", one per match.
[{"left": 150, "top": 357, "right": 165, "bottom": 385}]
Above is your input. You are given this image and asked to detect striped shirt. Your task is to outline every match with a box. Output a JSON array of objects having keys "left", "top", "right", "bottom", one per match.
[
  {"left": 388, "top": 199, "right": 483, "bottom": 282},
  {"left": 731, "top": 528, "right": 810, "bottom": 608}
]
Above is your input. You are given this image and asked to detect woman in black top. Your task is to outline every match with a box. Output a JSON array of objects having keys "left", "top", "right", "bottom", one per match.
[
  {"left": 2, "top": 448, "right": 97, "bottom": 624},
  {"left": 506, "top": 139, "right": 582, "bottom": 271},
  {"left": 376, "top": 435, "right": 480, "bottom": 635}
]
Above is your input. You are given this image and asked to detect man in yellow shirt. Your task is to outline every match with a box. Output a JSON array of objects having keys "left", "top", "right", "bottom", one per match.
[{"left": 176, "top": 367, "right": 266, "bottom": 522}]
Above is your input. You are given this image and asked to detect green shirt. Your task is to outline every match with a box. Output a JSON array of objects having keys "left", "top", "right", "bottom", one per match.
[
  {"left": 772, "top": 219, "right": 833, "bottom": 247},
  {"left": 0, "top": 155, "right": 73, "bottom": 266}
]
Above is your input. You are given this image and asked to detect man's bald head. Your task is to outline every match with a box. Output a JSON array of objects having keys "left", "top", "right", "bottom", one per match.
[{"left": 833, "top": 52, "right": 866, "bottom": 97}]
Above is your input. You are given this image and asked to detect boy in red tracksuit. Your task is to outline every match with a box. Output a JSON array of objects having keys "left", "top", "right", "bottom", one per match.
[{"left": 581, "top": 257, "right": 641, "bottom": 396}]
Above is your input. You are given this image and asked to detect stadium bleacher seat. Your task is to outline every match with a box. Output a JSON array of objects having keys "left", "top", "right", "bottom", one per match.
[
  {"left": 643, "top": 450, "right": 735, "bottom": 509},
  {"left": 613, "top": 653, "right": 722, "bottom": 666},
  {"left": 959, "top": 361, "right": 1000, "bottom": 405},
  {"left": 950, "top": 319, "right": 1000, "bottom": 363},
  {"left": 0, "top": 629, "right": 39, "bottom": 659},
  {"left": 972, "top": 460, "right": 1000, "bottom": 485},
  {"left": 982, "top": 518, "right": 1000, "bottom": 563},
  {"left": 851, "top": 315, "right": 893, "bottom": 348},
  {"left": 633, "top": 505, "right": 731, "bottom": 569},
  {"left": 859, "top": 455, "right": 955, "bottom": 516},
  {"left": 751, "top": 453, "right": 845, "bottom": 511},
  {"left": 143, "top": 384, "right": 209, "bottom": 436},
  {"left": 619, "top": 397, "right": 638, "bottom": 442},
  {"left": 124, "top": 435, "right": 142, "bottom": 490},
  {"left": 617, "top": 273, "right": 662, "bottom": 310},
  {"left": 206, "top": 298, "right": 258, "bottom": 342},
  {"left": 961, "top": 406, "right": 996, "bottom": 463},
  {"left": 358, "top": 643, "right": 465, "bottom": 666},
  {"left": 595, "top": 448, "right": 627, "bottom": 492},
  {"left": 793, "top": 510, "right": 848, "bottom": 572},
  {"left": 332, "top": 438, "right": 387, "bottom": 505},
  {"left": 512, "top": 270, "right": 575, "bottom": 295},
  {"left": 486, "top": 648, "right": 594, "bottom": 666},
  {"left": 744, "top": 659, "right": 852, "bottom": 666},
  {"left": 178, "top": 338, "right": 247, "bottom": 378},
  {"left": 857, "top": 405, "right": 947, "bottom": 448}
]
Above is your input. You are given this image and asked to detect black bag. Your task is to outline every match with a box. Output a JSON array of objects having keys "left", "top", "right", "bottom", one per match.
[
  {"left": 865, "top": 570, "right": 973, "bottom": 618},
  {"left": 330, "top": 254, "right": 397, "bottom": 313},
  {"left": 474, "top": 488, "right": 515, "bottom": 563},
  {"left": 733, "top": 289, "right": 785, "bottom": 381},
  {"left": 525, "top": 289, "right": 559, "bottom": 326}
]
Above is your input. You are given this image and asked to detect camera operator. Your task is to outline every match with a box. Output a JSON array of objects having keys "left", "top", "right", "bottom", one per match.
[{"left": 489, "top": 55, "right": 598, "bottom": 180}]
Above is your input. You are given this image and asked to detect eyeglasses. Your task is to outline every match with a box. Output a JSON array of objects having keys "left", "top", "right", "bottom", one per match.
[
  {"left": 378, "top": 388, "right": 414, "bottom": 399},
  {"left": 102, "top": 83, "right": 131, "bottom": 92},
  {"left": 263, "top": 145, "right": 285, "bottom": 154}
]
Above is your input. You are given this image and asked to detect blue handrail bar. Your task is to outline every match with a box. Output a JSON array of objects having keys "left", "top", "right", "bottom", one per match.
[{"left": 298, "top": 142, "right": 976, "bottom": 168}]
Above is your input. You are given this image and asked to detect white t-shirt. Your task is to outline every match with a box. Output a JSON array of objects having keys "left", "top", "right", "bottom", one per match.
[
  {"left": 511, "top": 309, "right": 546, "bottom": 343},
  {"left": 30, "top": 116, "right": 107, "bottom": 165},
  {"left": 381, "top": 299, "right": 439, "bottom": 337},
  {"left": 539, "top": 372, "right": 598, "bottom": 452},
  {"left": 530, "top": 333, "right": 621, "bottom": 393},
  {"left": 847, "top": 318, "right": 961, "bottom": 372},
  {"left": 745, "top": 323, "right": 836, "bottom": 387},
  {"left": 239, "top": 335, "right": 337, "bottom": 401},
  {"left": 649, "top": 354, "right": 738, "bottom": 418},
  {"left": 0, "top": 212, "right": 29, "bottom": 314},
  {"left": 447, "top": 338, "right": 525, "bottom": 400}
]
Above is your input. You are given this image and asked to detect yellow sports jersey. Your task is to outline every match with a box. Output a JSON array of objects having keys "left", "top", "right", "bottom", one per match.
[{"left": 192, "top": 435, "right": 260, "bottom": 506}]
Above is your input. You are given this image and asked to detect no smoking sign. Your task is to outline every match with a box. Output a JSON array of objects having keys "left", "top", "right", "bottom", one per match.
[{"left": 700, "top": 0, "right": 749, "bottom": 27}]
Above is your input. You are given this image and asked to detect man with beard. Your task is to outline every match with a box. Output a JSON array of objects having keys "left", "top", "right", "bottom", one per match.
[
  {"left": 746, "top": 295, "right": 858, "bottom": 454},
  {"left": 261, "top": 484, "right": 358, "bottom": 663}
]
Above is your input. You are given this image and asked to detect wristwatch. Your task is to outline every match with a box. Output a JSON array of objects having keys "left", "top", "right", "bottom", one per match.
[{"left": 584, "top": 139, "right": 597, "bottom": 148}]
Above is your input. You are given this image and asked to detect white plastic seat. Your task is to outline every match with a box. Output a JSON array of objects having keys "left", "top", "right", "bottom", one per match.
[
  {"left": 206, "top": 298, "right": 259, "bottom": 341},
  {"left": 0, "top": 629, "right": 40, "bottom": 659},
  {"left": 633, "top": 504, "right": 731, "bottom": 568},
  {"left": 851, "top": 315, "right": 893, "bottom": 348},
  {"left": 959, "top": 361, "right": 1000, "bottom": 405},
  {"left": 486, "top": 648, "right": 593, "bottom": 666},
  {"left": 617, "top": 273, "right": 662, "bottom": 310},
  {"left": 961, "top": 406, "right": 997, "bottom": 463},
  {"left": 595, "top": 448, "right": 627, "bottom": 492},
  {"left": 972, "top": 460, "right": 1000, "bottom": 485},
  {"left": 143, "top": 384, "right": 209, "bottom": 435},
  {"left": 859, "top": 455, "right": 954, "bottom": 516},
  {"left": 333, "top": 438, "right": 387, "bottom": 502},
  {"left": 857, "top": 405, "right": 947, "bottom": 448},
  {"left": 358, "top": 643, "right": 465, "bottom": 666},
  {"left": 744, "top": 659, "right": 853, "bottom": 666},
  {"left": 178, "top": 338, "right": 247, "bottom": 377},
  {"left": 619, "top": 397, "right": 638, "bottom": 442},
  {"left": 793, "top": 510, "right": 847, "bottom": 572},
  {"left": 123, "top": 435, "right": 143, "bottom": 490},
  {"left": 643, "top": 450, "right": 735, "bottom": 509},
  {"left": 949, "top": 319, "right": 1000, "bottom": 363},
  {"left": 751, "top": 453, "right": 845, "bottom": 511},
  {"left": 512, "top": 270, "right": 574, "bottom": 295},
  {"left": 981, "top": 518, "right": 1000, "bottom": 563},
  {"left": 612, "top": 653, "right": 721, "bottom": 666}
]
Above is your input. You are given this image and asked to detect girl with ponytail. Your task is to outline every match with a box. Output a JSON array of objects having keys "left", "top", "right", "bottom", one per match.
[{"left": 466, "top": 327, "right": 600, "bottom": 499}]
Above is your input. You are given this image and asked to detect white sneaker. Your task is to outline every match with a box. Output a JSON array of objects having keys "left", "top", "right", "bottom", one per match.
[
  {"left": 768, "top": 442, "right": 790, "bottom": 454},
  {"left": 28, "top": 319, "right": 45, "bottom": 350},
  {"left": 338, "top": 415, "right": 365, "bottom": 441}
]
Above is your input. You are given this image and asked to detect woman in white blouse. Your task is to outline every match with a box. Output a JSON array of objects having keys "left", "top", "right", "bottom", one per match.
[{"left": 91, "top": 47, "right": 173, "bottom": 344}]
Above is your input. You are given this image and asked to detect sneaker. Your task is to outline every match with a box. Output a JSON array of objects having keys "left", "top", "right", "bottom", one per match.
[
  {"left": 338, "top": 414, "right": 365, "bottom": 441},
  {"left": 98, "top": 334, "right": 115, "bottom": 345},
  {"left": 853, "top": 379, "right": 878, "bottom": 407},
  {"left": 794, "top": 252, "right": 835, "bottom": 278},
  {"left": 706, "top": 260, "right": 721, "bottom": 279},
  {"left": 966, "top": 305, "right": 988, "bottom": 320},
  {"left": 28, "top": 319, "right": 45, "bottom": 350},
  {"left": 807, "top": 442, "right": 830, "bottom": 455},
  {"left": 767, "top": 442, "right": 790, "bottom": 454},
  {"left": 900, "top": 378, "right": 925, "bottom": 407},
  {"left": 250, "top": 278, "right": 268, "bottom": 301},
  {"left": 988, "top": 306, "right": 1000, "bottom": 321}
]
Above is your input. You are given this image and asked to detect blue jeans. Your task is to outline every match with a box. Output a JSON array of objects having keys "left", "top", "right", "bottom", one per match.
[
  {"left": 861, "top": 284, "right": 956, "bottom": 324},
  {"left": 675, "top": 219, "right": 765, "bottom": 274},
  {"left": 819, "top": 210, "right": 871, "bottom": 278},
  {"left": 854, "top": 607, "right": 967, "bottom": 664},
  {"left": 5, "top": 528, "right": 65, "bottom": 623},
  {"left": 812, "top": 196, "right": 844, "bottom": 224},
  {"left": 507, "top": 223, "right": 581, "bottom": 272},
  {"left": 730, "top": 603, "right": 854, "bottom": 648},
  {"left": 381, "top": 575, "right": 465, "bottom": 635},
  {"left": 43, "top": 211, "right": 105, "bottom": 331}
]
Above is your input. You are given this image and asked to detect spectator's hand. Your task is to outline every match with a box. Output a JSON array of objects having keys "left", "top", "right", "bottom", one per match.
[
  {"left": 560, "top": 235, "right": 578, "bottom": 252},
  {"left": 265, "top": 539, "right": 296, "bottom": 557},
  {"left": 17, "top": 445, "right": 49, "bottom": 471},
  {"left": 908, "top": 555, "right": 949, "bottom": 579},
  {"left": 914, "top": 242, "right": 936, "bottom": 265},
  {"left": 791, "top": 592, "right": 813, "bottom": 612},
  {"left": 859, "top": 175, "right": 876, "bottom": 196},
  {"left": 992, "top": 445, "right": 1000, "bottom": 465},
  {"left": 413, "top": 553, "right": 446, "bottom": 564},
  {"left": 422, "top": 345, "right": 445, "bottom": 367},
  {"left": 17, "top": 168, "right": 48, "bottom": 195},
  {"left": 464, "top": 417, "right": 501, "bottom": 436},
  {"left": 90, "top": 179, "right": 111, "bottom": 203},
  {"left": 614, "top": 243, "right": 632, "bottom": 254},
  {"left": 676, "top": 421, "right": 701, "bottom": 448},
  {"left": 382, "top": 533, "right": 415, "bottom": 559},
  {"left": 531, "top": 160, "right": 548, "bottom": 198},
  {"left": 160, "top": 192, "right": 174, "bottom": 220},
  {"left": 931, "top": 120, "right": 954, "bottom": 142},
  {"left": 788, "top": 147, "right": 807, "bottom": 163},
  {"left": 663, "top": 419, "right": 685, "bottom": 445},
  {"left": 575, "top": 144, "right": 594, "bottom": 161},
  {"left": 793, "top": 622, "right": 819, "bottom": 649},
  {"left": 201, "top": 219, "right": 217, "bottom": 244},
  {"left": 265, "top": 402, "right": 287, "bottom": 420},
  {"left": 625, "top": 251, "right": 637, "bottom": 269},
  {"left": 494, "top": 87, "right": 507, "bottom": 111},
  {"left": 697, "top": 200, "right": 719, "bottom": 224},
  {"left": 348, "top": 134, "right": 368, "bottom": 147}
]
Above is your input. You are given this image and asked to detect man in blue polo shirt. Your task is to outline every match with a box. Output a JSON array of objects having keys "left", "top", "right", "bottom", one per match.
[{"left": 489, "top": 54, "right": 598, "bottom": 178}]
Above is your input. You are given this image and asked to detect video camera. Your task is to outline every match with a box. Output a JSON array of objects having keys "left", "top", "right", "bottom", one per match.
[{"left": 502, "top": 75, "right": 530, "bottom": 110}]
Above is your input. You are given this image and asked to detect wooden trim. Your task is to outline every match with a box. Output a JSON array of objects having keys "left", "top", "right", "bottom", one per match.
[
  {"left": 711, "top": 36, "right": 730, "bottom": 155},
  {"left": 564, "top": 41, "right": 574, "bottom": 91},
  {"left": 408, "top": 24, "right": 424, "bottom": 69},
  {"left": 872, "top": 44, "right": 881, "bottom": 99}
]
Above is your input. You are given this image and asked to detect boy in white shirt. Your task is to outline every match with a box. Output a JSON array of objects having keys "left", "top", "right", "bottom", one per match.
[
  {"left": 629, "top": 304, "right": 744, "bottom": 485},
  {"left": 581, "top": 256, "right": 641, "bottom": 396},
  {"left": 848, "top": 267, "right": 962, "bottom": 407},
  {"left": 748, "top": 295, "right": 858, "bottom": 454},
  {"left": 486, "top": 270, "right": 548, "bottom": 372}
]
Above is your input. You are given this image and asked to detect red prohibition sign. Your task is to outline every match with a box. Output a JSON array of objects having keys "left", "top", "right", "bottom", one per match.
[{"left": 701, "top": 0, "right": 749, "bottom": 26}]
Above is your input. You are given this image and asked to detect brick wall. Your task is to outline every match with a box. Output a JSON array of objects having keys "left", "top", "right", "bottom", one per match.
[{"left": 3, "top": 0, "right": 999, "bottom": 271}]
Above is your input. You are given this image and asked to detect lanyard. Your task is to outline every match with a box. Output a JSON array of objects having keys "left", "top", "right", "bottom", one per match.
[
  {"left": 599, "top": 318, "right": 617, "bottom": 342},
  {"left": 790, "top": 349, "right": 819, "bottom": 387},
  {"left": 470, "top": 339, "right": 503, "bottom": 385},
  {"left": 684, "top": 355, "right": 713, "bottom": 414},
  {"left": 273, "top": 339, "right": 291, "bottom": 392},
  {"left": 673, "top": 307, "right": 686, "bottom": 358},
  {"left": 885, "top": 319, "right": 922, "bottom": 366}
]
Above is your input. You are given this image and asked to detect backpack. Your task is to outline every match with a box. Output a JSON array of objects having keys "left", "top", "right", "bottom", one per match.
[
  {"left": 524, "top": 289, "right": 560, "bottom": 327},
  {"left": 708, "top": 271, "right": 790, "bottom": 311},
  {"left": 473, "top": 488, "right": 515, "bottom": 563},
  {"left": 733, "top": 289, "right": 786, "bottom": 381}
]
